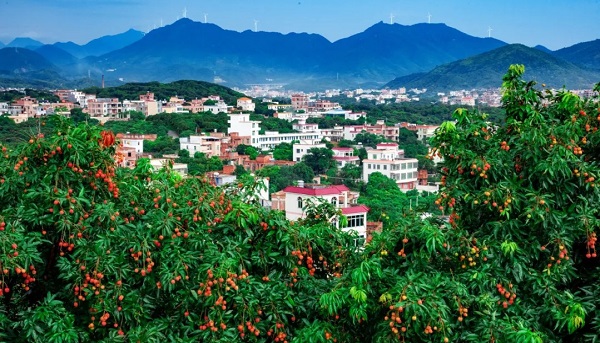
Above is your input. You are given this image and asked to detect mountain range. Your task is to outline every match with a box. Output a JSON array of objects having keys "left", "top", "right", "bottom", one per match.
[
  {"left": 0, "top": 19, "right": 599, "bottom": 91},
  {"left": 385, "top": 44, "right": 600, "bottom": 91}
]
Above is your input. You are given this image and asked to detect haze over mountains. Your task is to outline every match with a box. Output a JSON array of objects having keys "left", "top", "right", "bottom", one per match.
[{"left": 0, "top": 18, "right": 599, "bottom": 91}]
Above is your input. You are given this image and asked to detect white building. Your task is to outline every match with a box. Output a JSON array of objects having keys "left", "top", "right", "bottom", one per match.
[
  {"left": 331, "top": 147, "right": 360, "bottom": 168},
  {"left": 237, "top": 97, "right": 255, "bottom": 112},
  {"left": 0, "top": 102, "right": 8, "bottom": 115},
  {"left": 121, "top": 135, "right": 145, "bottom": 153},
  {"left": 362, "top": 143, "right": 419, "bottom": 191},
  {"left": 282, "top": 183, "right": 369, "bottom": 239},
  {"left": 179, "top": 135, "right": 222, "bottom": 157},
  {"left": 228, "top": 113, "right": 261, "bottom": 138},
  {"left": 201, "top": 96, "right": 229, "bottom": 114},
  {"left": 293, "top": 143, "right": 327, "bottom": 162},
  {"left": 255, "top": 131, "right": 322, "bottom": 151},
  {"left": 149, "top": 159, "right": 188, "bottom": 176},
  {"left": 229, "top": 113, "right": 322, "bottom": 151}
]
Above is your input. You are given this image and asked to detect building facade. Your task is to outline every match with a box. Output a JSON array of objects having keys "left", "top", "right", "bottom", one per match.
[{"left": 362, "top": 143, "right": 419, "bottom": 190}]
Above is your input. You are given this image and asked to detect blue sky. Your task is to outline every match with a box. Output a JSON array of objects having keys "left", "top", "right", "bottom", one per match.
[{"left": 0, "top": 0, "right": 598, "bottom": 50}]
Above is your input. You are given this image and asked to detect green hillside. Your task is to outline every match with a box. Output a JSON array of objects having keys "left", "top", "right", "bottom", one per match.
[
  {"left": 81, "top": 80, "right": 246, "bottom": 104},
  {"left": 385, "top": 44, "right": 600, "bottom": 91}
]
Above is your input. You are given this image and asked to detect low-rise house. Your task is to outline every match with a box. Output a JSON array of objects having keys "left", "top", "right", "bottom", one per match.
[
  {"left": 279, "top": 183, "right": 369, "bottom": 240},
  {"left": 332, "top": 147, "right": 360, "bottom": 168},
  {"left": 237, "top": 97, "right": 255, "bottom": 112}
]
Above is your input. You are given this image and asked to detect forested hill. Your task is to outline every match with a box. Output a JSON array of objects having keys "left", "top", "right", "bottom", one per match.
[{"left": 81, "top": 80, "right": 246, "bottom": 104}]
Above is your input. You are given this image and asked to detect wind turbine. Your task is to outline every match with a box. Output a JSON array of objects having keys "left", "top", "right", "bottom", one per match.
[
  {"left": 488, "top": 26, "right": 493, "bottom": 38},
  {"left": 254, "top": 19, "right": 259, "bottom": 32},
  {"left": 427, "top": 13, "right": 431, "bottom": 24},
  {"left": 389, "top": 13, "right": 395, "bottom": 24},
  {"left": 204, "top": 13, "right": 208, "bottom": 23}
]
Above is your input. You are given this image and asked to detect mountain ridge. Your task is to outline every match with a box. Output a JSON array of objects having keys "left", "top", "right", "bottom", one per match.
[{"left": 385, "top": 44, "right": 600, "bottom": 91}]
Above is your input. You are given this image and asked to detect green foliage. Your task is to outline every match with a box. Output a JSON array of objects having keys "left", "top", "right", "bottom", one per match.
[
  {"left": 0, "top": 89, "right": 60, "bottom": 103},
  {"left": 176, "top": 152, "right": 223, "bottom": 176},
  {"left": 81, "top": 80, "right": 244, "bottom": 105},
  {"left": 256, "top": 163, "right": 315, "bottom": 194},
  {"left": 250, "top": 114, "right": 297, "bottom": 134},
  {"left": 353, "top": 132, "right": 389, "bottom": 149},
  {"left": 331, "top": 96, "right": 506, "bottom": 125},
  {"left": 0, "top": 116, "right": 357, "bottom": 342},
  {"left": 144, "top": 136, "right": 179, "bottom": 156},
  {"left": 272, "top": 142, "right": 293, "bottom": 161},
  {"left": 3, "top": 67, "right": 600, "bottom": 342},
  {"left": 302, "top": 148, "right": 335, "bottom": 175}
]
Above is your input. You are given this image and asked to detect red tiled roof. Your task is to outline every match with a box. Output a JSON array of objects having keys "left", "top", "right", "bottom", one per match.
[
  {"left": 283, "top": 184, "right": 349, "bottom": 196},
  {"left": 341, "top": 205, "right": 370, "bottom": 215}
]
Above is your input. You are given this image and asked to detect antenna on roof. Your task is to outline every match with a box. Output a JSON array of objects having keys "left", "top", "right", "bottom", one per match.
[
  {"left": 254, "top": 19, "right": 259, "bottom": 32},
  {"left": 427, "top": 13, "right": 431, "bottom": 24},
  {"left": 488, "top": 26, "right": 493, "bottom": 38},
  {"left": 389, "top": 13, "right": 395, "bottom": 24}
]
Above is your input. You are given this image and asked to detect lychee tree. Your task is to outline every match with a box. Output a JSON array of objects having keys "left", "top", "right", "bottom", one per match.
[
  {"left": 314, "top": 65, "right": 600, "bottom": 342},
  {"left": 0, "top": 115, "right": 361, "bottom": 342}
]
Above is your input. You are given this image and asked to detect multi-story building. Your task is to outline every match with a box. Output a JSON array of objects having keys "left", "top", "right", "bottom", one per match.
[
  {"left": 185, "top": 99, "right": 205, "bottom": 113},
  {"left": 362, "top": 143, "right": 419, "bottom": 190},
  {"left": 86, "top": 98, "right": 123, "bottom": 118},
  {"left": 179, "top": 135, "right": 222, "bottom": 157},
  {"left": 13, "top": 96, "right": 39, "bottom": 117},
  {"left": 313, "top": 100, "right": 340, "bottom": 112},
  {"left": 228, "top": 113, "right": 261, "bottom": 138},
  {"left": 280, "top": 183, "right": 369, "bottom": 239},
  {"left": 255, "top": 131, "right": 322, "bottom": 150},
  {"left": 229, "top": 113, "right": 322, "bottom": 151},
  {"left": 331, "top": 147, "right": 360, "bottom": 168},
  {"left": 0, "top": 102, "right": 8, "bottom": 115},
  {"left": 321, "top": 126, "right": 344, "bottom": 142},
  {"left": 292, "top": 142, "right": 327, "bottom": 162},
  {"left": 343, "top": 120, "right": 399, "bottom": 142},
  {"left": 291, "top": 94, "right": 310, "bottom": 111},
  {"left": 237, "top": 97, "right": 255, "bottom": 112}
]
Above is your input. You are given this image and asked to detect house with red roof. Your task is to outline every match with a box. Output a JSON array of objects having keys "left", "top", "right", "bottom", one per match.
[{"left": 279, "top": 182, "right": 369, "bottom": 240}]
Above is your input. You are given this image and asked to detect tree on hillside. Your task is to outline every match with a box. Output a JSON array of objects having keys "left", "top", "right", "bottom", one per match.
[
  {"left": 272, "top": 142, "right": 294, "bottom": 161},
  {"left": 302, "top": 147, "right": 335, "bottom": 175},
  {"left": 353, "top": 132, "right": 387, "bottom": 148}
]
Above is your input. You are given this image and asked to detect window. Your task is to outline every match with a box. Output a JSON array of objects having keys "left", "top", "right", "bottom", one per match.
[
  {"left": 367, "top": 164, "right": 371, "bottom": 169},
  {"left": 377, "top": 165, "right": 380, "bottom": 170},
  {"left": 383, "top": 165, "right": 387, "bottom": 170},
  {"left": 344, "top": 214, "right": 365, "bottom": 228},
  {"left": 331, "top": 197, "right": 337, "bottom": 206},
  {"left": 297, "top": 197, "right": 303, "bottom": 209},
  {"left": 401, "top": 173, "right": 406, "bottom": 180},
  {"left": 401, "top": 163, "right": 406, "bottom": 170}
]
